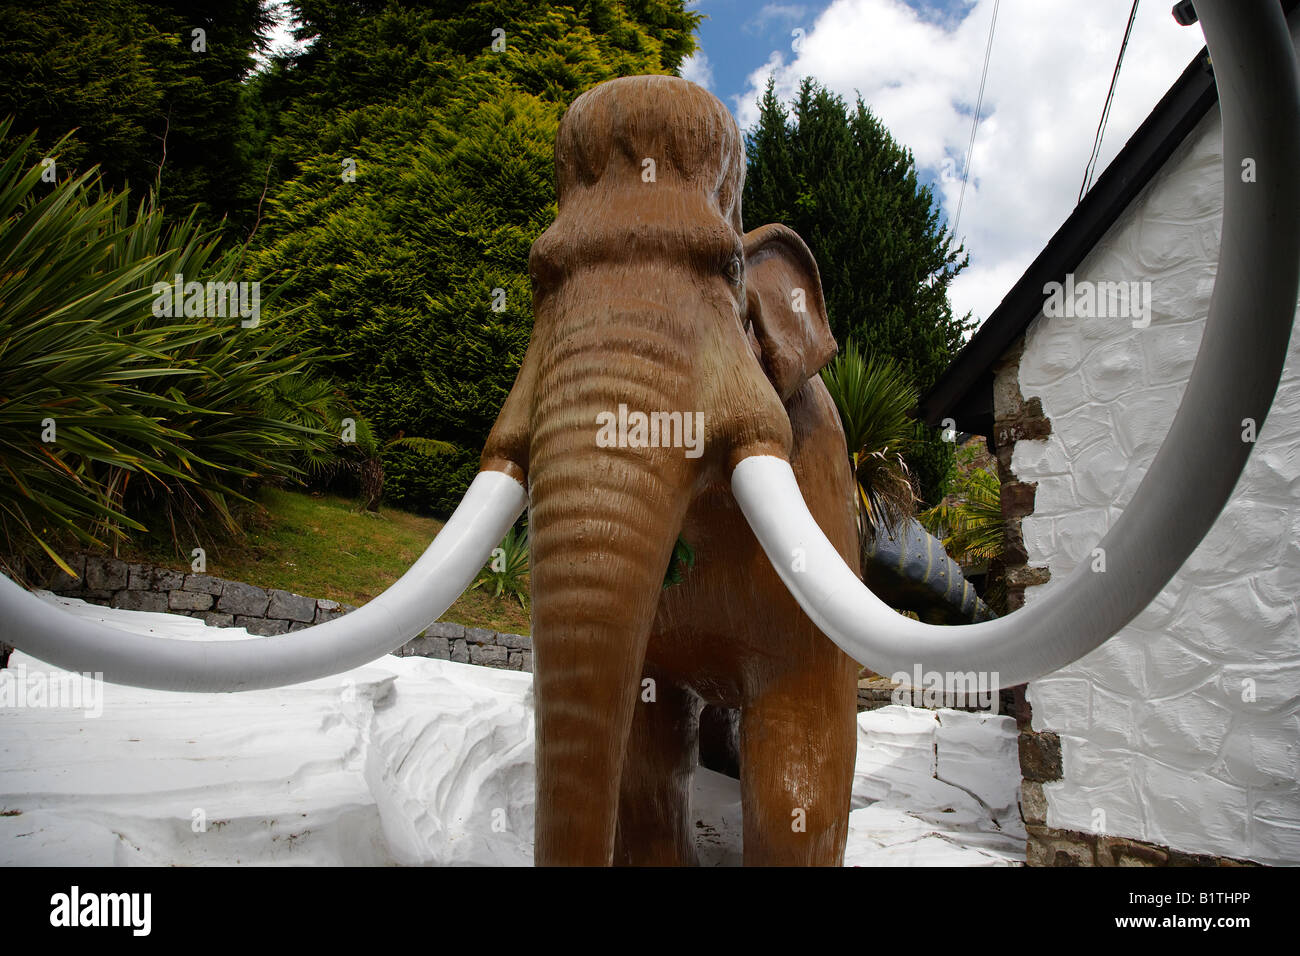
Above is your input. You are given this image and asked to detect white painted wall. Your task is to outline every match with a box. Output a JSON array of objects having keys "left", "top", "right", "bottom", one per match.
[{"left": 1013, "top": 18, "right": 1300, "bottom": 866}]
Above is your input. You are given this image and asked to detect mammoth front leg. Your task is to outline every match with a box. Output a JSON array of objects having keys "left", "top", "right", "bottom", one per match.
[
  {"left": 613, "top": 669, "right": 701, "bottom": 866},
  {"left": 739, "top": 651, "right": 858, "bottom": 866}
]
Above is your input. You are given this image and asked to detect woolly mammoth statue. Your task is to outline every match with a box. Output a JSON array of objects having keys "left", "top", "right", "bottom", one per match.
[{"left": 2, "top": 0, "right": 1298, "bottom": 866}]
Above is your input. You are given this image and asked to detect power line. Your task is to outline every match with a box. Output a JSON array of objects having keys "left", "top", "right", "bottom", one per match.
[
  {"left": 951, "top": 0, "right": 1000, "bottom": 239},
  {"left": 1079, "top": 0, "right": 1140, "bottom": 203}
]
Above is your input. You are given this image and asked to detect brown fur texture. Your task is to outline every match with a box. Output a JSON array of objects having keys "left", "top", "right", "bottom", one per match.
[{"left": 480, "top": 75, "right": 860, "bottom": 865}]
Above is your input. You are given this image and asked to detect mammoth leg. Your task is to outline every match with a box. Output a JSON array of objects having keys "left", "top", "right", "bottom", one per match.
[
  {"left": 613, "top": 669, "right": 701, "bottom": 866},
  {"left": 739, "top": 658, "right": 857, "bottom": 866}
]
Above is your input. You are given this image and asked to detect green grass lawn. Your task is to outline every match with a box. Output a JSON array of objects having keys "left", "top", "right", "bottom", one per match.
[{"left": 120, "top": 488, "right": 531, "bottom": 635}]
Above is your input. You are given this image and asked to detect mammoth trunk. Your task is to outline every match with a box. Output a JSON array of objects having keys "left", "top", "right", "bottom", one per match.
[{"left": 526, "top": 337, "right": 700, "bottom": 864}]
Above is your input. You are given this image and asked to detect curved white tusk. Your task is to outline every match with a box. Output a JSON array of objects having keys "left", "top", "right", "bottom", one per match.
[
  {"left": 734, "top": 0, "right": 1300, "bottom": 690},
  {"left": 1, "top": 470, "right": 527, "bottom": 691}
]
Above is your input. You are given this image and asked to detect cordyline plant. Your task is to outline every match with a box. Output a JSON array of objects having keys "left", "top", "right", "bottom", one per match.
[
  {"left": 0, "top": 119, "right": 343, "bottom": 583},
  {"left": 820, "top": 339, "right": 919, "bottom": 537}
]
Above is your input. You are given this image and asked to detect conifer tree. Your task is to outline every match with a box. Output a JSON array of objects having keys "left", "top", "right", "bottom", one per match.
[
  {"left": 744, "top": 78, "right": 974, "bottom": 504},
  {"left": 250, "top": 1, "right": 699, "bottom": 513},
  {"left": 0, "top": 0, "right": 272, "bottom": 235}
]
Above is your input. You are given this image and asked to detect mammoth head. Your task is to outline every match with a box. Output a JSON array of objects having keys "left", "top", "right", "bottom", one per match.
[{"left": 532, "top": 74, "right": 838, "bottom": 415}]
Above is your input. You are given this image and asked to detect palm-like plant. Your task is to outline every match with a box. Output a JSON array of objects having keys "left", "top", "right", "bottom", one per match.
[
  {"left": 471, "top": 522, "right": 529, "bottom": 607},
  {"left": 0, "top": 120, "right": 345, "bottom": 581},
  {"left": 820, "top": 340, "right": 919, "bottom": 536},
  {"left": 918, "top": 458, "right": 1004, "bottom": 566}
]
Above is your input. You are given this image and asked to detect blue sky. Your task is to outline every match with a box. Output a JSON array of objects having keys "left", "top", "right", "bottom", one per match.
[
  {"left": 691, "top": 0, "right": 975, "bottom": 117},
  {"left": 686, "top": 1, "right": 972, "bottom": 228}
]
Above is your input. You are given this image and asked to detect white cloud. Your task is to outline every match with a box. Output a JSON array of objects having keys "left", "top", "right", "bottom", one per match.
[
  {"left": 680, "top": 50, "right": 716, "bottom": 90},
  {"left": 730, "top": 0, "right": 1208, "bottom": 327}
]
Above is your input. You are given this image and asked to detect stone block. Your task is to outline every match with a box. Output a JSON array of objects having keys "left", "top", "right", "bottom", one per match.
[
  {"left": 1099, "top": 836, "right": 1169, "bottom": 867},
  {"left": 268, "top": 589, "right": 316, "bottom": 623},
  {"left": 450, "top": 639, "right": 469, "bottom": 664},
  {"left": 153, "top": 568, "right": 185, "bottom": 591},
  {"left": 199, "top": 612, "right": 235, "bottom": 628},
  {"left": 1020, "top": 781, "right": 1047, "bottom": 826},
  {"left": 470, "top": 644, "right": 509, "bottom": 667},
  {"left": 1002, "top": 521, "right": 1031, "bottom": 565},
  {"left": 431, "top": 621, "right": 466, "bottom": 641},
  {"left": 1005, "top": 565, "right": 1051, "bottom": 589},
  {"left": 45, "top": 553, "right": 87, "bottom": 592},
  {"left": 169, "top": 590, "right": 214, "bottom": 611},
  {"left": 1136, "top": 692, "right": 1231, "bottom": 770},
  {"left": 236, "top": 616, "right": 289, "bottom": 636},
  {"left": 217, "top": 582, "right": 269, "bottom": 616},
  {"left": 314, "top": 599, "right": 346, "bottom": 624},
  {"left": 992, "top": 355, "right": 1024, "bottom": 418},
  {"left": 183, "top": 574, "right": 225, "bottom": 595},
  {"left": 1140, "top": 763, "right": 1248, "bottom": 853},
  {"left": 464, "top": 627, "right": 496, "bottom": 645},
  {"left": 496, "top": 632, "right": 532, "bottom": 650},
  {"left": 1000, "top": 481, "right": 1037, "bottom": 520},
  {"left": 111, "top": 590, "right": 170, "bottom": 613},
  {"left": 86, "top": 557, "right": 128, "bottom": 592},
  {"left": 1026, "top": 826, "right": 1096, "bottom": 867},
  {"left": 399, "top": 635, "right": 451, "bottom": 660},
  {"left": 1019, "top": 731, "right": 1063, "bottom": 782}
]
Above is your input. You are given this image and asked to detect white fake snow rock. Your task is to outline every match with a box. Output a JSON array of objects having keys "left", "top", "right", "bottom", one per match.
[{"left": 0, "top": 594, "right": 1025, "bottom": 866}]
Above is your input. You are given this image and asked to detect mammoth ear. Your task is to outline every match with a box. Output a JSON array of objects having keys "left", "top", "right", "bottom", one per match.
[{"left": 743, "top": 223, "right": 837, "bottom": 402}]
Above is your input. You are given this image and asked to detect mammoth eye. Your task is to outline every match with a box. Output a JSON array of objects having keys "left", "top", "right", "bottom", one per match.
[{"left": 724, "top": 255, "right": 743, "bottom": 285}]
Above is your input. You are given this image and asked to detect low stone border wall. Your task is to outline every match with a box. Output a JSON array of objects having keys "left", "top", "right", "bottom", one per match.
[
  {"left": 394, "top": 622, "right": 532, "bottom": 672},
  {"left": 44, "top": 554, "right": 355, "bottom": 635},
  {"left": 39, "top": 554, "right": 534, "bottom": 671}
]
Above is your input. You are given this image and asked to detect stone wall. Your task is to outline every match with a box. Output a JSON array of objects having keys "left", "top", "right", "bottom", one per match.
[
  {"left": 1008, "top": 51, "right": 1300, "bottom": 868},
  {"left": 43, "top": 553, "right": 355, "bottom": 635},
  {"left": 394, "top": 622, "right": 532, "bottom": 672},
  {"left": 986, "top": 334, "right": 1064, "bottom": 864},
  {"left": 39, "top": 553, "right": 534, "bottom": 672}
]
